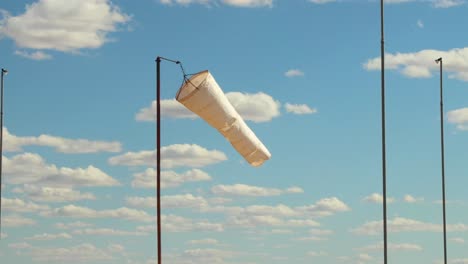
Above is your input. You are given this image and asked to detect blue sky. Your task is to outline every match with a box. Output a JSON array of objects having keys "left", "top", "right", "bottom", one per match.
[{"left": 1, "top": 0, "right": 468, "bottom": 263}]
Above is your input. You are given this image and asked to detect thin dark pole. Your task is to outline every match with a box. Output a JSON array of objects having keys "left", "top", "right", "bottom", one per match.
[
  {"left": 156, "top": 57, "right": 162, "bottom": 264},
  {"left": 0, "top": 68, "right": 6, "bottom": 238},
  {"left": 155, "top": 57, "right": 182, "bottom": 264},
  {"left": 436, "top": 57, "right": 447, "bottom": 264},
  {"left": 380, "top": 1, "right": 388, "bottom": 263}
]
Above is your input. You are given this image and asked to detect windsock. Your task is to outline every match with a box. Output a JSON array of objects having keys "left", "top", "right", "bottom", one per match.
[{"left": 176, "top": 70, "right": 271, "bottom": 167}]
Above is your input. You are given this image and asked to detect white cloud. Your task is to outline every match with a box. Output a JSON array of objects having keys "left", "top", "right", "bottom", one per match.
[
  {"left": 160, "top": 0, "right": 212, "bottom": 6},
  {"left": 4, "top": 152, "right": 120, "bottom": 187},
  {"left": 0, "top": 0, "right": 130, "bottom": 54},
  {"left": 4, "top": 127, "right": 122, "bottom": 153},
  {"left": 56, "top": 221, "right": 93, "bottom": 229},
  {"left": 351, "top": 217, "right": 468, "bottom": 235},
  {"left": 42, "top": 205, "right": 153, "bottom": 222},
  {"left": 30, "top": 243, "right": 114, "bottom": 262},
  {"left": 309, "top": 0, "right": 465, "bottom": 7},
  {"left": 222, "top": 0, "right": 273, "bottom": 7},
  {"left": 9, "top": 242, "right": 32, "bottom": 249},
  {"left": 364, "top": 47, "right": 468, "bottom": 81},
  {"left": 308, "top": 0, "right": 336, "bottom": 3},
  {"left": 109, "top": 144, "right": 227, "bottom": 168},
  {"left": 285, "top": 103, "right": 317, "bottom": 115},
  {"left": 13, "top": 185, "right": 95, "bottom": 203},
  {"left": 299, "top": 197, "right": 351, "bottom": 217},
  {"left": 158, "top": 214, "right": 224, "bottom": 232},
  {"left": 403, "top": 194, "right": 424, "bottom": 203},
  {"left": 25, "top": 233, "right": 72, "bottom": 241},
  {"left": 160, "top": 0, "right": 272, "bottom": 7},
  {"left": 363, "top": 193, "right": 395, "bottom": 204},
  {"left": 167, "top": 248, "right": 236, "bottom": 264},
  {"left": 227, "top": 92, "right": 281, "bottom": 122},
  {"left": 73, "top": 228, "right": 147, "bottom": 236},
  {"left": 450, "top": 237, "right": 465, "bottom": 244},
  {"left": 127, "top": 194, "right": 208, "bottom": 209},
  {"left": 211, "top": 184, "right": 303, "bottom": 197},
  {"left": 358, "top": 242, "right": 423, "bottom": 251},
  {"left": 296, "top": 228, "right": 332, "bottom": 241},
  {"left": 285, "top": 69, "right": 304, "bottom": 77},
  {"left": 3, "top": 214, "right": 36, "bottom": 227},
  {"left": 2, "top": 197, "right": 49, "bottom": 213},
  {"left": 308, "top": 251, "right": 328, "bottom": 257},
  {"left": 15, "top": 50, "right": 52, "bottom": 60},
  {"left": 447, "top": 107, "right": 468, "bottom": 131},
  {"left": 417, "top": 19, "right": 424, "bottom": 28},
  {"left": 188, "top": 238, "right": 219, "bottom": 245},
  {"left": 433, "top": 0, "right": 465, "bottom": 8},
  {"left": 132, "top": 168, "right": 212, "bottom": 189},
  {"left": 136, "top": 92, "right": 281, "bottom": 123}
]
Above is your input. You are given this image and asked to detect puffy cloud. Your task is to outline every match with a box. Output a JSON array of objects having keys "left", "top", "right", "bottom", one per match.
[
  {"left": 4, "top": 153, "right": 120, "bottom": 187},
  {"left": 364, "top": 47, "right": 468, "bottom": 81},
  {"left": 160, "top": 0, "right": 211, "bottom": 6},
  {"left": 109, "top": 144, "right": 227, "bottom": 168},
  {"left": 403, "top": 194, "right": 424, "bottom": 203},
  {"left": 351, "top": 217, "right": 468, "bottom": 235},
  {"left": 0, "top": 0, "right": 131, "bottom": 55},
  {"left": 222, "top": 0, "right": 273, "bottom": 7},
  {"left": 3, "top": 214, "right": 36, "bottom": 227},
  {"left": 447, "top": 107, "right": 468, "bottom": 131},
  {"left": 73, "top": 228, "right": 147, "bottom": 236},
  {"left": 227, "top": 92, "right": 281, "bottom": 122},
  {"left": 136, "top": 92, "right": 281, "bottom": 123},
  {"left": 284, "top": 69, "right": 304, "bottom": 77},
  {"left": 298, "top": 197, "right": 351, "bottom": 217},
  {"left": 2, "top": 197, "right": 49, "bottom": 213},
  {"left": 132, "top": 168, "right": 212, "bottom": 189},
  {"left": 308, "top": 251, "right": 328, "bottom": 257},
  {"left": 137, "top": 215, "right": 224, "bottom": 233},
  {"left": 167, "top": 248, "right": 236, "bottom": 264},
  {"left": 433, "top": 0, "right": 465, "bottom": 8},
  {"left": 309, "top": 0, "right": 465, "bottom": 7},
  {"left": 358, "top": 242, "right": 423, "bottom": 251},
  {"left": 9, "top": 242, "right": 32, "bottom": 249},
  {"left": 362, "top": 193, "right": 395, "bottom": 204},
  {"left": 41, "top": 205, "right": 153, "bottom": 222},
  {"left": 12, "top": 185, "right": 95, "bottom": 203},
  {"left": 160, "top": 0, "right": 272, "bottom": 7},
  {"left": 25, "top": 233, "right": 72, "bottom": 241},
  {"left": 211, "top": 184, "right": 303, "bottom": 197},
  {"left": 188, "top": 238, "right": 219, "bottom": 245},
  {"left": 30, "top": 243, "right": 114, "bottom": 262},
  {"left": 295, "top": 228, "right": 333, "bottom": 241},
  {"left": 15, "top": 50, "right": 52, "bottom": 60},
  {"left": 55, "top": 221, "right": 93, "bottom": 229},
  {"left": 285, "top": 103, "right": 317, "bottom": 115},
  {"left": 126, "top": 194, "right": 208, "bottom": 209},
  {"left": 417, "top": 19, "right": 424, "bottom": 28},
  {"left": 308, "top": 0, "right": 336, "bottom": 3},
  {"left": 3, "top": 127, "right": 122, "bottom": 153},
  {"left": 450, "top": 237, "right": 465, "bottom": 244}
]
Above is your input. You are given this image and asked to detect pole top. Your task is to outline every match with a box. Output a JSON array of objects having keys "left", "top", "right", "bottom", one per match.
[
  {"left": 435, "top": 57, "right": 442, "bottom": 64},
  {"left": 1, "top": 69, "right": 7, "bottom": 75}
]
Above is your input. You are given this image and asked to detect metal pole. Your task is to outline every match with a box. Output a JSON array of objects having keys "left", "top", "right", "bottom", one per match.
[
  {"left": 380, "top": 1, "right": 388, "bottom": 263},
  {"left": 0, "top": 68, "right": 6, "bottom": 238},
  {"left": 156, "top": 57, "right": 162, "bottom": 264},
  {"left": 436, "top": 57, "right": 447, "bottom": 264},
  {"left": 155, "top": 57, "right": 181, "bottom": 263}
]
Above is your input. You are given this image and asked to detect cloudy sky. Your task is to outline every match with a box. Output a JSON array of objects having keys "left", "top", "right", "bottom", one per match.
[{"left": 1, "top": 0, "right": 468, "bottom": 263}]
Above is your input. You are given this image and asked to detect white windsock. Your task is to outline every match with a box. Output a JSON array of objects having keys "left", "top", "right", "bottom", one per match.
[{"left": 176, "top": 70, "right": 271, "bottom": 167}]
